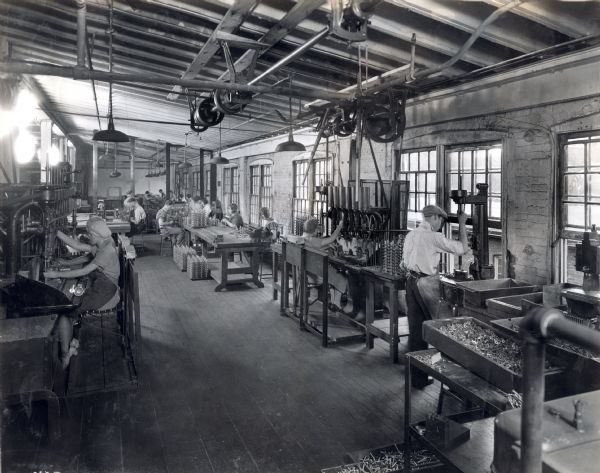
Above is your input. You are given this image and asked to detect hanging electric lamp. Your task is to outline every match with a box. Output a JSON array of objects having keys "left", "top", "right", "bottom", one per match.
[
  {"left": 275, "top": 77, "right": 305, "bottom": 152},
  {"left": 93, "top": 0, "right": 129, "bottom": 143},
  {"left": 208, "top": 123, "right": 229, "bottom": 165},
  {"left": 178, "top": 132, "right": 192, "bottom": 169}
]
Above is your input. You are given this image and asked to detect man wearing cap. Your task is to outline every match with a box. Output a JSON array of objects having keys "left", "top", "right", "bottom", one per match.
[
  {"left": 43, "top": 217, "right": 120, "bottom": 367},
  {"left": 403, "top": 204, "right": 469, "bottom": 388}
]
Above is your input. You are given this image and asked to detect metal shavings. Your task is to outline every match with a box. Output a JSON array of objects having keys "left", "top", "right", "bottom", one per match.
[
  {"left": 411, "top": 352, "right": 443, "bottom": 372},
  {"left": 506, "top": 389, "right": 523, "bottom": 409},
  {"left": 507, "top": 322, "right": 599, "bottom": 359},
  {"left": 324, "top": 447, "right": 441, "bottom": 473},
  {"left": 438, "top": 320, "right": 557, "bottom": 374}
]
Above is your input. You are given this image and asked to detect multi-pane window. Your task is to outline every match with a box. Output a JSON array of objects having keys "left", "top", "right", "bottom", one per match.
[
  {"left": 397, "top": 148, "right": 437, "bottom": 223},
  {"left": 249, "top": 164, "right": 273, "bottom": 225},
  {"left": 204, "top": 168, "right": 211, "bottom": 200},
  {"left": 313, "top": 158, "right": 331, "bottom": 223},
  {"left": 445, "top": 142, "right": 503, "bottom": 276},
  {"left": 192, "top": 171, "right": 201, "bottom": 196},
  {"left": 222, "top": 166, "right": 239, "bottom": 209},
  {"left": 292, "top": 158, "right": 332, "bottom": 235},
  {"left": 292, "top": 161, "right": 310, "bottom": 234},
  {"left": 562, "top": 134, "right": 600, "bottom": 231},
  {"left": 446, "top": 143, "right": 502, "bottom": 219},
  {"left": 560, "top": 133, "right": 600, "bottom": 283}
]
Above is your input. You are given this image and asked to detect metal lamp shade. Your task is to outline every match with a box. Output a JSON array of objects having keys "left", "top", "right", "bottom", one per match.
[
  {"left": 109, "top": 169, "right": 122, "bottom": 178},
  {"left": 178, "top": 161, "right": 192, "bottom": 169},
  {"left": 275, "top": 138, "right": 306, "bottom": 152},
  {"left": 93, "top": 116, "right": 129, "bottom": 143},
  {"left": 208, "top": 154, "right": 229, "bottom": 165}
]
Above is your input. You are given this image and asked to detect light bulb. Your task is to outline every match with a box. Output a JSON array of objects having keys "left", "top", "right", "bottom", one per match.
[
  {"left": 14, "top": 130, "right": 36, "bottom": 164},
  {"left": 49, "top": 145, "right": 60, "bottom": 166}
]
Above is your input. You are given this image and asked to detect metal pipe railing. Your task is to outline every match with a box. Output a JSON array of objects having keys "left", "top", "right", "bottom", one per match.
[{"left": 519, "top": 307, "right": 600, "bottom": 473}]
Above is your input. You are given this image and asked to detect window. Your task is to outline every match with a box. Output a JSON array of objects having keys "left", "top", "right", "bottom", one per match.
[
  {"left": 223, "top": 166, "right": 239, "bottom": 209},
  {"left": 397, "top": 148, "right": 437, "bottom": 225},
  {"left": 445, "top": 142, "right": 503, "bottom": 276},
  {"left": 292, "top": 158, "right": 332, "bottom": 235},
  {"left": 192, "top": 171, "right": 201, "bottom": 195},
  {"left": 249, "top": 164, "right": 273, "bottom": 225},
  {"left": 292, "top": 161, "right": 310, "bottom": 234},
  {"left": 204, "top": 168, "right": 211, "bottom": 199},
  {"left": 559, "top": 132, "right": 600, "bottom": 283},
  {"left": 446, "top": 144, "right": 502, "bottom": 220}
]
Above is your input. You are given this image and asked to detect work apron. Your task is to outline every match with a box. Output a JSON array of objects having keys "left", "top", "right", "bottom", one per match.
[{"left": 76, "top": 270, "right": 118, "bottom": 315}]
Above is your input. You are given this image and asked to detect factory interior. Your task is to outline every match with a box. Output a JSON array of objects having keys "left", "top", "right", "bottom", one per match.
[{"left": 2, "top": 1, "right": 600, "bottom": 472}]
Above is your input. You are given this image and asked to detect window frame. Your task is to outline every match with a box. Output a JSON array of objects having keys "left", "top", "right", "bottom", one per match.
[
  {"left": 291, "top": 157, "right": 332, "bottom": 235},
  {"left": 396, "top": 147, "right": 438, "bottom": 226},
  {"left": 249, "top": 163, "right": 273, "bottom": 226},
  {"left": 222, "top": 166, "right": 239, "bottom": 209}
]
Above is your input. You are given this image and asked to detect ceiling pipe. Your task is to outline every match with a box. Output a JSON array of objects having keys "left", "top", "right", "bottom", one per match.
[
  {"left": 362, "top": 0, "right": 525, "bottom": 97},
  {"left": 248, "top": 26, "right": 331, "bottom": 86},
  {"left": 0, "top": 62, "right": 349, "bottom": 102},
  {"left": 76, "top": 0, "right": 87, "bottom": 69}
]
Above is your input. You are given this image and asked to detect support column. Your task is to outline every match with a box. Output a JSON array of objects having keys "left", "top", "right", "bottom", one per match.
[
  {"left": 130, "top": 138, "right": 135, "bottom": 194},
  {"left": 0, "top": 78, "right": 17, "bottom": 184},
  {"left": 92, "top": 139, "right": 98, "bottom": 211},
  {"left": 165, "top": 142, "right": 171, "bottom": 198},
  {"left": 199, "top": 149, "right": 205, "bottom": 197}
]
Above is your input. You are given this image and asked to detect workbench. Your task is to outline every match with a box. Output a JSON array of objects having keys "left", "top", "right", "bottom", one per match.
[
  {"left": 404, "top": 349, "right": 507, "bottom": 473},
  {"left": 76, "top": 213, "right": 131, "bottom": 234},
  {"left": 184, "top": 224, "right": 269, "bottom": 291},
  {"left": 362, "top": 267, "right": 407, "bottom": 364}
]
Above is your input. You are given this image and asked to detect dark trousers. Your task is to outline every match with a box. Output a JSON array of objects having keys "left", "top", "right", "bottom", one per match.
[
  {"left": 126, "top": 222, "right": 141, "bottom": 238},
  {"left": 405, "top": 276, "right": 431, "bottom": 387}
]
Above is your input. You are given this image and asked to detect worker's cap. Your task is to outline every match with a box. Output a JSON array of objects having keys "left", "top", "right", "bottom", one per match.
[
  {"left": 86, "top": 217, "right": 111, "bottom": 239},
  {"left": 422, "top": 205, "right": 448, "bottom": 220},
  {"left": 303, "top": 218, "right": 319, "bottom": 234},
  {"left": 230, "top": 203, "right": 238, "bottom": 212}
]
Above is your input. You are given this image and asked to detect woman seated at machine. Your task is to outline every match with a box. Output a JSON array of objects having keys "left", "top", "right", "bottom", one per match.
[
  {"left": 223, "top": 203, "right": 244, "bottom": 229},
  {"left": 43, "top": 217, "right": 120, "bottom": 368}
]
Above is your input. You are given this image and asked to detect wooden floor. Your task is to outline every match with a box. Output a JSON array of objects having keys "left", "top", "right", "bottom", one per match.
[{"left": 1, "top": 235, "right": 439, "bottom": 473}]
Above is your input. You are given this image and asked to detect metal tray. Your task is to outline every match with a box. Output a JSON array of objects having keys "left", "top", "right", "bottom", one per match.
[
  {"left": 486, "top": 292, "right": 543, "bottom": 319},
  {"left": 423, "top": 317, "right": 564, "bottom": 393},
  {"left": 455, "top": 278, "right": 541, "bottom": 308}
]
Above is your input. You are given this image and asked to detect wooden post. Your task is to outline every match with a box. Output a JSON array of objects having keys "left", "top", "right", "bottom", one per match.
[{"left": 165, "top": 142, "right": 171, "bottom": 197}]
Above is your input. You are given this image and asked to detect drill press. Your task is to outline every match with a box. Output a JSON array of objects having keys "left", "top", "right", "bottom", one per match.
[
  {"left": 561, "top": 226, "right": 600, "bottom": 328},
  {"left": 450, "top": 183, "right": 494, "bottom": 280}
]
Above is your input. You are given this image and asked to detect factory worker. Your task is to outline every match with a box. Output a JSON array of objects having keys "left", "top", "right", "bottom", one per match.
[
  {"left": 402, "top": 204, "right": 469, "bottom": 389},
  {"left": 260, "top": 207, "right": 279, "bottom": 241},
  {"left": 156, "top": 200, "right": 184, "bottom": 244},
  {"left": 302, "top": 215, "right": 344, "bottom": 250},
  {"left": 126, "top": 197, "right": 147, "bottom": 237},
  {"left": 223, "top": 202, "right": 244, "bottom": 229},
  {"left": 44, "top": 217, "right": 120, "bottom": 368},
  {"left": 189, "top": 195, "right": 204, "bottom": 213},
  {"left": 202, "top": 198, "right": 212, "bottom": 215}
]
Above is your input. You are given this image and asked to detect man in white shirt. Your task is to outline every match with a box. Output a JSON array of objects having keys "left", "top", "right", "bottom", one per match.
[
  {"left": 156, "top": 200, "right": 184, "bottom": 244},
  {"left": 126, "top": 197, "right": 147, "bottom": 236},
  {"left": 402, "top": 204, "right": 468, "bottom": 388}
]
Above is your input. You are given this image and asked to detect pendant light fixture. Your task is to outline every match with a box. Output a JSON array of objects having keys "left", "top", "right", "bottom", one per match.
[
  {"left": 208, "top": 123, "right": 229, "bottom": 165},
  {"left": 178, "top": 132, "right": 192, "bottom": 169},
  {"left": 275, "top": 77, "right": 305, "bottom": 152},
  {"left": 109, "top": 146, "right": 121, "bottom": 178},
  {"left": 93, "top": 0, "right": 129, "bottom": 143}
]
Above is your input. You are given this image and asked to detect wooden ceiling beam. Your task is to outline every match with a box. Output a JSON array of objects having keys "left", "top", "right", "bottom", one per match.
[
  {"left": 481, "top": 0, "right": 600, "bottom": 38},
  {"left": 389, "top": 0, "right": 553, "bottom": 53},
  {"left": 167, "top": 0, "right": 260, "bottom": 101},
  {"left": 217, "top": 0, "right": 326, "bottom": 82}
]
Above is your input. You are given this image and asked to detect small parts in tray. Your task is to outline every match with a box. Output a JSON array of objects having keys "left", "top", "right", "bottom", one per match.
[
  {"left": 411, "top": 351, "right": 443, "bottom": 369},
  {"left": 321, "top": 444, "right": 442, "bottom": 473},
  {"left": 437, "top": 319, "right": 551, "bottom": 375}
]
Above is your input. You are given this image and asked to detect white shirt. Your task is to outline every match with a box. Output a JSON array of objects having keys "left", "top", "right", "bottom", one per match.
[
  {"left": 131, "top": 204, "right": 146, "bottom": 224},
  {"left": 403, "top": 221, "right": 465, "bottom": 275},
  {"left": 204, "top": 203, "right": 212, "bottom": 215},
  {"left": 189, "top": 201, "right": 203, "bottom": 213}
]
